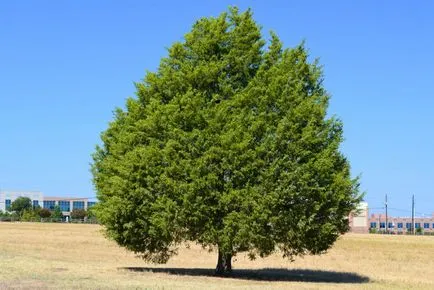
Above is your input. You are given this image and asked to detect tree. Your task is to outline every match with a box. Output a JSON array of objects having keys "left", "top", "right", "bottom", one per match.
[
  {"left": 70, "top": 209, "right": 87, "bottom": 220},
  {"left": 11, "top": 197, "right": 32, "bottom": 217},
  {"left": 39, "top": 208, "right": 51, "bottom": 218},
  {"left": 51, "top": 205, "right": 63, "bottom": 220},
  {"left": 21, "top": 209, "right": 39, "bottom": 222},
  {"left": 92, "top": 7, "right": 361, "bottom": 275}
]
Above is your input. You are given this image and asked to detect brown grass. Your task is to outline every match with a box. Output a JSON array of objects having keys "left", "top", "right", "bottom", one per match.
[{"left": 0, "top": 222, "right": 433, "bottom": 289}]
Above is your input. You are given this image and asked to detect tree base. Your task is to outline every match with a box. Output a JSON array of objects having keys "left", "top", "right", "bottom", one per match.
[{"left": 215, "top": 251, "right": 232, "bottom": 276}]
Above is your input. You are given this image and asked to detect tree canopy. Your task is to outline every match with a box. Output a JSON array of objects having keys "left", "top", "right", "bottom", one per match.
[
  {"left": 11, "top": 197, "right": 32, "bottom": 216},
  {"left": 92, "top": 7, "right": 361, "bottom": 274}
]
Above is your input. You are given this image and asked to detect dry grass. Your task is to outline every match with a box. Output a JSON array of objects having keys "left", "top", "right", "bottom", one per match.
[{"left": 0, "top": 223, "right": 433, "bottom": 289}]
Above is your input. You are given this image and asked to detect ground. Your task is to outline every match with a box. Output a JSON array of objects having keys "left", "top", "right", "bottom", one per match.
[{"left": 0, "top": 223, "right": 433, "bottom": 289}]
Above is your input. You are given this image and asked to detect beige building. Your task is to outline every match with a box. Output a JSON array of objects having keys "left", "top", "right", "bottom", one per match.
[{"left": 349, "top": 202, "right": 369, "bottom": 233}]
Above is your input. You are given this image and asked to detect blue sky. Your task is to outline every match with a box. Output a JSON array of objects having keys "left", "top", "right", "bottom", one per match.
[{"left": 1, "top": 1, "right": 433, "bottom": 216}]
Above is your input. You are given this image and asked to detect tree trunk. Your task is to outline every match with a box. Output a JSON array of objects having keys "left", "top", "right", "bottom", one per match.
[{"left": 215, "top": 250, "right": 232, "bottom": 275}]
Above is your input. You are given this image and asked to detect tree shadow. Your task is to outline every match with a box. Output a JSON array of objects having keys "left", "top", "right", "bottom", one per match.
[{"left": 120, "top": 267, "right": 370, "bottom": 283}]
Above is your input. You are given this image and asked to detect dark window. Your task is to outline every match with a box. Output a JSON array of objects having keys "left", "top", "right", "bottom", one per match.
[
  {"left": 43, "top": 200, "right": 56, "bottom": 210},
  {"left": 59, "top": 201, "right": 70, "bottom": 212},
  {"left": 424, "top": 223, "right": 430, "bottom": 229},
  {"left": 380, "top": 222, "right": 385, "bottom": 228},
  {"left": 415, "top": 223, "right": 421, "bottom": 229},
  {"left": 370, "top": 222, "right": 377, "bottom": 228},
  {"left": 397, "top": 223, "right": 403, "bottom": 229},
  {"left": 73, "top": 201, "right": 85, "bottom": 210},
  {"left": 32, "top": 200, "right": 39, "bottom": 208},
  {"left": 406, "top": 223, "right": 412, "bottom": 229},
  {"left": 5, "top": 199, "right": 11, "bottom": 211},
  {"left": 388, "top": 222, "right": 394, "bottom": 228},
  {"left": 87, "top": 201, "right": 96, "bottom": 208}
]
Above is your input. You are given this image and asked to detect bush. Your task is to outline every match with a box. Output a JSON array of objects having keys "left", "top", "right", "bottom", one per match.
[
  {"left": 0, "top": 211, "right": 19, "bottom": 222},
  {"left": 21, "top": 210, "right": 39, "bottom": 222},
  {"left": 39, "top": 208, "right": 51, "bottom": 218},
  {"left": 51, "top": 205, "right": 63, "bottom": 219},
  {"left": 70, "top": 209, "right": 87, "bottom": 220}
]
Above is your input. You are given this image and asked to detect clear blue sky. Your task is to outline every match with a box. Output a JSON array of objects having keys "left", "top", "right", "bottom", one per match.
[{"left": 1, "top": 1, "right": 433, "bottom": 216}]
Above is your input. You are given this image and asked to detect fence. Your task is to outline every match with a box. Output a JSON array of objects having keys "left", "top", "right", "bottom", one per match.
[{"left": 0, "top": 216, "right": 98, "bottom": 224}]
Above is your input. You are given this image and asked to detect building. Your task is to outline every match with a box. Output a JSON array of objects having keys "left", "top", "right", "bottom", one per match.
[
  {"left": 40, "top": 196, "right": 97, "bottom": 216},
  {"left": 0, "top": 190, "right": 43, "bottom": 213},
  {"left": 0, "top": 190, "right": 96, "bottom": 217},
  {"left": 369, "top": 213, "right": 434, "bottom": 234},
  {"left": 349, "top": 201, "right": 369, "bottom": 233}
]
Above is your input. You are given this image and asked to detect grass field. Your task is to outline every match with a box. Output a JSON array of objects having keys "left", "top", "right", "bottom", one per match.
[{"left": 0, "top": 223, "right": 433, "bottom": 289}]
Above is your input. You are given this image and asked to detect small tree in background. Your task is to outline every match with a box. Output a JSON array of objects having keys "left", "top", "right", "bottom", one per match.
[
  {"left": 21, "top": 209, "right": 39, "bottom": 221},
  {"left": 39, "top": 208, "right": 52, "bottom": 218},
  {"left": 51, "top": 205, "right": 63, "bottom": 220},
  {"left": 11, "top": 197, "right": 32, "bottom": 217},
  {"left": 70, "top": 209, "right": 87, "bottom": 220}
]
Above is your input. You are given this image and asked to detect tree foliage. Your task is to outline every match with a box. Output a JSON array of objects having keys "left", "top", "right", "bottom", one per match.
[
  {"left": 70, "top": 209, "right": 87, "bottom": 219},
  {"left": 51, "top": 205, "right": 63, "bottom": 220},
  {"left": 92, "top": 7, "right": 361, "bottom": 274},
  {"left": 11, "top": 197, "right": 32, "bottom": 216},
  {"left": 39, "top": 208, "right": 52, "bottom": 218}
]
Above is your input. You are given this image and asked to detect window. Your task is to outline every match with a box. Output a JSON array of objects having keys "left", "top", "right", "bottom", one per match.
[
  {"left": 388, "top": 222, "right": 394, "bottom": 228},
  {"left": 73, "top": 201, "right": 85, "bottom": 210},
  {"left": 5, "top": 199, "right": 11, "bottom": 211},
  {"left": 87, "top": 201, "right": 96, "bottom": 208},
  {"left": 380, "top": 222, "right": 385, "bottom": 228},
  {"left": 424, "top": 223, "right": 430, "bottom": 229},
  {"left": 43, "top": 200, "right": 56, "bottom": 210},
  {"left": 32, "top": 200, "right": 39, "bottom": 208},
  {"left": 415, "top": 223, "right": 421, "bottom": 229},
  {"left": 397, "top": 223, "right": 403, "bottom": 229},
  {"left": 370, "top": 222, "right": 377, "bottom": 228},
  {"left": 406, "top": 223, "right": 412, "bottom": 229},
  {"left": 59, "top": 201, "right": 70, "bottom": 212}
]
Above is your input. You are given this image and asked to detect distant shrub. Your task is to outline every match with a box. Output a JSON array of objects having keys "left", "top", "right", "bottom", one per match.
[
  {"left": 70, "top": 209, "right": 87, "bottom": 220},
  {"left": 39, "top": 208, "right": 51, "bottom": 218},
  {"left": 21, "top": 210, "right": 39, "bottom": 221},
  {"left": 51, "top": 205, "right": 63, "bottom": 219}
]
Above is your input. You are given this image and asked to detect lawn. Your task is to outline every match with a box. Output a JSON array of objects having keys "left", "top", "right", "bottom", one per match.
[{"left": 0, "top": 222, "right": 433, "bottom": 289}]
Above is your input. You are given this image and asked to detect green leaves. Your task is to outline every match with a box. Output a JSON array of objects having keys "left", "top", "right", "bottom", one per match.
[{"left": 92, "top": 7, "right": 361, "bottom": 266}]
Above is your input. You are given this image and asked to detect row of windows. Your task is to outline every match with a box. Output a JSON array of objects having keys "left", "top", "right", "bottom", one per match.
[
  {"left": 3, "top": 199, "right": 96, "bottom": 211},
  {"left": 43, "top": 200, "right": 56, "bottom": 210},
  {"left": 370, "top": 222, "right": 434, "bottom": 229},
  {"left": 73, "top": 201, "right": 85, "bottom": 210},
  {"left": 7, "top": 199, "right": 41, "bottom": 209},
  {"left": 59, "top": 201, "right": 70, "bottom": 212}
]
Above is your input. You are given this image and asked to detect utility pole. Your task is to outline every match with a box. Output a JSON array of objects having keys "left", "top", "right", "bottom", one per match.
[
  {"left": 385, "top": 194, "right": 388, "bottom": 234},
  {"left": 411, "top": 194, "right": 415, "bottom": 235}
]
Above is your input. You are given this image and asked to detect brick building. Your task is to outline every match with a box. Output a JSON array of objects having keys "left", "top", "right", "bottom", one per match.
[{"left": 369, "top": 213, "right": 434, "bottom": 234}]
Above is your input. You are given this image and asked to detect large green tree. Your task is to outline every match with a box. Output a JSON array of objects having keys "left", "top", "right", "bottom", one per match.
[{"left": 92, "top": 7, "right": 361, "bottom": 275}]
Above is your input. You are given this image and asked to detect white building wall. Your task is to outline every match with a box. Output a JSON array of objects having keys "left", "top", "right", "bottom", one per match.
[{"left": 0, "top": 190, "right": 43, "bottom": 212}]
